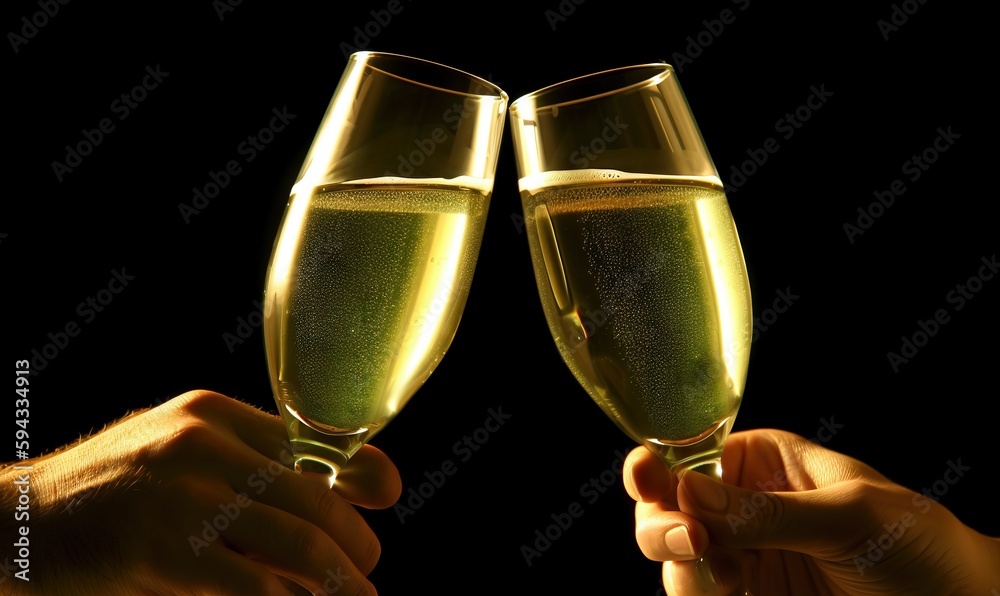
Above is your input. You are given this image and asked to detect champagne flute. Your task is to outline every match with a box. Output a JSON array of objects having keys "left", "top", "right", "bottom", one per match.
[
  {"left": 509, "top": 64, "right": 752, "bottom": 592},
  {"left": 264, "top": 52, "right": 507, "bottom": 487}
]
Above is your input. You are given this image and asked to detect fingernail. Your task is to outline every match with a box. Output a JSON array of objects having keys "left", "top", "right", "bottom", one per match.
[
  {"left": 683, "top": 471, "right": 728, "bottom": 511},
  {"left": 664, "top": 526, "right": 695, "bottom": 558}
]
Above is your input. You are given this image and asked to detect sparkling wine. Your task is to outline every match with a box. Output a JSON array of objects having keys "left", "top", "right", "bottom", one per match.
[
  {"left": 264, "top": 180, "right": 489, "bottom": 464},
  {"left": 521, "top": 171, "right": 751, "bottom": 468}
]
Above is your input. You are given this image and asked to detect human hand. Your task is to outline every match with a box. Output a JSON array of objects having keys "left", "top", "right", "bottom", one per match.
[
  {"left": 624, "top": 428, "right": 1000, "bottom": 595},
  {"left": 1, "top": 390, "right": 401, "bottom": 595}
]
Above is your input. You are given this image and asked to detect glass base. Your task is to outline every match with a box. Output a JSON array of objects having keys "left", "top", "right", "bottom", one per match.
[
  {"left": 279, "top": 403, "right": 368, "bottom": 487},
  {"left": 644, "top": 415, "right": 732, "bottom": 473}
]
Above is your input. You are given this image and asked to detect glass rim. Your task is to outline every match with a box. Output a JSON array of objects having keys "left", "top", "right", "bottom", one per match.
[
  {"left": 349, "top": 51, "right": 508, "bottom": 101},
  {"left": 510, "top": 63, "right": 674, "bottom": 113}
]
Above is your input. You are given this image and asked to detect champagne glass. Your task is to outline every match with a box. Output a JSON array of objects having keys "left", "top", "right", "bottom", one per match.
[
  {"left": 509, "top": 64, "right": 752, "bottom": 592},
  {"left": 264, "top": 52, "right": 507, "bottom": 487}
]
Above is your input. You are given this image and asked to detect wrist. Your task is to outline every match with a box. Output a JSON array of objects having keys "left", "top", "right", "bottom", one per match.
[
  {"left": 1, "top": 462, "right": 43, "bottom": 593},
  {"left": 0, "top": 458, "right": 110, "bottom": 596}
]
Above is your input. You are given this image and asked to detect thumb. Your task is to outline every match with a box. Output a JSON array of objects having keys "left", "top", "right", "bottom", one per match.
[{"left": 677, "top": 470, "right": 873, "bottom": 554}]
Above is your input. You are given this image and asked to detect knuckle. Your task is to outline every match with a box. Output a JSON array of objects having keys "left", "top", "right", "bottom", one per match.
[
  {"left": 171, "top": 419, "right": 220, "bottom": 446},
  {"left": 142, "top": 420, "right": 220, "bottom": 465},
  {"left": 173, "top": 389, "right": 230, "bottom": 416},
  {"left": 837, "top": 478, "right": 895, "bottom": 516}
]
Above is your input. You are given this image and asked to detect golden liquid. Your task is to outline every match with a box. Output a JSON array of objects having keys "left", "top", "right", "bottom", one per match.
[
  {"left": 522, "top": 176, "right": 751, "bottom": 467},
  {"left": 264, "top": 182, "right": 488, "bottom": 456}
]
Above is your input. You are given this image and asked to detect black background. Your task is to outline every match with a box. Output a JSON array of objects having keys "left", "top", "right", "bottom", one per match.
[{"left": 4, "top": 1, "right": 996, "bottom": 594}]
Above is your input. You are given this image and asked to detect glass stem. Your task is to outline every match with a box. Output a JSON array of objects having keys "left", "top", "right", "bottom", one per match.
[
  {"left": 684, "top": 458, "right": 723, "bottom": 481},
  {"left": 684, "top": 458, "right": 752, "bottom": 596},
  {"left": 294, "top": 456, "right": 341, "bottom": 489}
]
